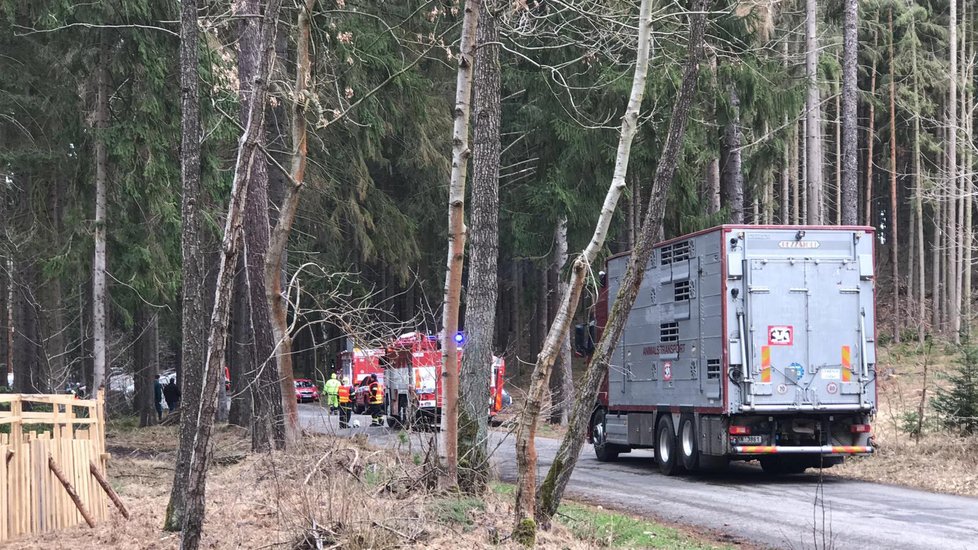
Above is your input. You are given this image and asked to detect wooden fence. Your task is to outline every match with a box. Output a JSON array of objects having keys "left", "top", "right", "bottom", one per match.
[{"left": 0, "top": 391, "right": 124, "bottom": 542}]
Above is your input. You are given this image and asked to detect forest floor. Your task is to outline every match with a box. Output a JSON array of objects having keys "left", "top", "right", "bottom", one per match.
[
  {"left": 823, "top": 341, "right": 978, "bottom": 496},
  {"left": 5, "top": 418, "right": 735, "bottom": 549}
]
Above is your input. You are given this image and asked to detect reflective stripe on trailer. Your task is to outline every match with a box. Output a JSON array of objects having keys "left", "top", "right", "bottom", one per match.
[{"left": 733, "top": 445, "right": 874, "bottom": 454}]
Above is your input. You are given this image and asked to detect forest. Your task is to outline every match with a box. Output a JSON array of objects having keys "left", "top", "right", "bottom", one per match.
[{"left": 2, "top": 0, "right": 977, "bottom": 547}]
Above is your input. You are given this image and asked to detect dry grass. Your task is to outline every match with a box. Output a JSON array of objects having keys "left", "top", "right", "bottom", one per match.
[
  {"left": 827, "top": 342, "right": 978, "bottom": 497},
  {"left": 6, "top": 420, "right": 727, "bottom": 549}
]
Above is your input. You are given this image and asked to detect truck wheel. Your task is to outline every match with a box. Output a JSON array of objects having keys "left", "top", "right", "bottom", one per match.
[
  {"left": 655, "top": 415, "right": 684, "bottom": 476},
  {"left": 679, "top": 415, "right": 699, "bottom": 472},
  {"left": 592, "top": 409, "right": 619, "bottom": 462}
]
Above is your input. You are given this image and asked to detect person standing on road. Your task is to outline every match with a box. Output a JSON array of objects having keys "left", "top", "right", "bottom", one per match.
[
  {"left": 337, "top": 377, "right": 353, "bottom": 428},
  {"left": 368, "top": 374, "right": 384, "bottom": 426},
  {"left": 153, "top": 375, "right": 164, "bottom": 422},
  {"left": 324, "top": 372, "right": 341, "bottom": 413}
]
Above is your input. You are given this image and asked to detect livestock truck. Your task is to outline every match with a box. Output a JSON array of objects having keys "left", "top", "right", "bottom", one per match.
[
  {"left": 383, "top": 332, "right": 507, "bottom": 429},
  {"left": 590, "top": 225, "right": 877, "bottom": 475}
]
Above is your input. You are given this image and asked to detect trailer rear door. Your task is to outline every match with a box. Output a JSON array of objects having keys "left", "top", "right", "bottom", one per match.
[{"left": 746, "top": 250, "right": 868, "bottom": 410}]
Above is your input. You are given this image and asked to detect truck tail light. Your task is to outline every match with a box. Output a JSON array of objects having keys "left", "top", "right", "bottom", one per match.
[
  {"left": 850, "top": 424, "right": 871, "bottom": 433},
  {"left": 729, "top": 425, "right": 751, "bottom": 435}
]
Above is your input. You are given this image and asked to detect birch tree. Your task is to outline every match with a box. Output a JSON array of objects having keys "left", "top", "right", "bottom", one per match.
[
  {"left": 92, "top": 35, "right": 109, "bottom": 394},
  {"left": 512, "top": 0, "right": 657, "bottom": 541},
  {"left": 534, "top": 0, "right": 710, "bottom": 530},
  {"left": 441, "top": 0, "right": 482, "bottom": 487},
  {"left": 805, "top": 0, "right": 823, "bottom": 224}
]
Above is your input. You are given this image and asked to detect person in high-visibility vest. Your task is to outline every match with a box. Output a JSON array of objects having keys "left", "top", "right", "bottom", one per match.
[
  {"left": 368, "top": 374, "right": 384, "bottom": 426},
  {"left": 337, "top": 377, "right": 353, "bottom": 428},
  {"left": 324, "top": 372, "right": 341, "bottom": 413}
]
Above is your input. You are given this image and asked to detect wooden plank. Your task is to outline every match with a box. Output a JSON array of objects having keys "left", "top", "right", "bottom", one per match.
[
  {"left": 47, "top": 456, "right": 95, "bottom": 528},
  {"left": 1, "top": 444, "right": 8, "bottom": 541}
]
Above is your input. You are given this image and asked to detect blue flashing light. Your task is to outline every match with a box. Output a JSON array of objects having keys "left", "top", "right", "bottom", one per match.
[{"left": 454, "top": 331, "right": 465, "bottom": 345}]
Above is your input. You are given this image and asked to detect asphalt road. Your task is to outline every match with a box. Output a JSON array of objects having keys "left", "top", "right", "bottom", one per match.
[{"left": 298, "top": 404, "right": 978, "bottom": 549}]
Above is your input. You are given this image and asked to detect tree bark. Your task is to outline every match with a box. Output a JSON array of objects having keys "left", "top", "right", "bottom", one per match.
[
  {"left": 841, "top": 0, "right": 858, "bottom": 225},
  {"left": 865, "top": 28, "right": 878, "bottom": 226},
  {"left": 889, "top": 7, "right": 900, "bottom": 343},
  {"left": 513, "top": 0, "right": 657, "bottom": 538},
  {"left": 458, "top": 1, "right": 500, "bottom": 493},
  {"left": 92, "top": 35, "right": 109, "bottom": 394},
  {"left": 441, "top": 0, "right": 482, "bottom": 488},
  {"left": 555, "top": 217, "right": 572, "bottom": 426},
  {"left": 164, "top": 0, "right": 206, "bottom": 530},
  {"left": 910, "top": 14, "right": 925, "bottom": 343},
  {"left": 262, "top": 0, "right": 316, "bottom": 451},
  {"left": 805, "top": 0, "right": 823, "bottom": 224},
  {"left": 534, "top": 1, "right": 710, "bottom": 529},
  {"left": 723, "top": 87, "right": 744, "bottom": 223},
  {"left": 228, "top": 273, "right": 252, "bottom": 427},
  {"left": 136, "top": 306, "right": 159, "bottom": 428},
  {"left": 235, "top": 0, "right": 287, "bottom": 452},
  {"left": 178, "top": 0, "right": 284, "bottom": 547}
]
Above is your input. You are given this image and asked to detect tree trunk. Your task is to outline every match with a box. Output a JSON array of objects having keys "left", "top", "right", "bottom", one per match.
[
  {"left": 805, "top": 0, "right": 823, "bottom": 224},
  {"left": 262, "top": 0, "right": 316, "bottom": 451},
  {"left": 949, "top": 0, "right": 960, "bottom": 342},
  {"left": 705, "top": 56, "right": 720, "bottom": 217},
  {"left": 513, "top": 0, "right": 657, "bottom": 539},
  {"left": 534, "top": 0, "right": 710, "bottom": 529},
  {"left": 889, "top": 7, "right": 900, "bottom": 343},
  {"left": 841, "top": 0, "right": 858, "bottom": 225},
  {"left": 792, "top": 119, "right": 800, "bottom": 223},
  {"left": 136, "top": 306, "right": 159, "bottom": 428},
  {"left": 781, "top": 114, "right": 790, "bottom": 224},
  {"left": 164, "top": 0, "right": 208, "bottom": 532},
  {"left": 556, "top": 217, "right": 572, "bottom": 426},
  {"left": 236, "top": 0, "right": 287, "bottom": 452},
  {"left": 911, "top": 16, "right": 926, "bottom": 343},
  {"left": 441, "top": 0, "right": 482, "bottom": 488},
  {"left": 228, "top": 270, "right": 252, "bottom": 428},
  {"left": 458, "top": 0, "right": 499, "bottom": 492},
  {"left": 865, "top": 29, "right": 878, "bottom": 227},
  {"left": 177, "top": 0, "right": 284, "bottom": 546},
  {"left": 965, "top": 23, "right": 973, "bottom": 337},
  {"left": 834, "top": 77, "right": 841, "bottom": 225},
  {"left": 723, "top": 87, "right": 744, "bottom": 223},
  {"left": 92, "top": 35, "right": 109, "bottom": 394}
]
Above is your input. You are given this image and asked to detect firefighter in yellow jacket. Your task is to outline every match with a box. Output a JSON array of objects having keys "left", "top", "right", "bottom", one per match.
[{"left": 324, "top": 372, "right": 341, "bottom": 413}]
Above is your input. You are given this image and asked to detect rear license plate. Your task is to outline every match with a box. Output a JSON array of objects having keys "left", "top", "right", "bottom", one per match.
[{"left": 734, "top": 435, "right": 763, "bottom": 444}]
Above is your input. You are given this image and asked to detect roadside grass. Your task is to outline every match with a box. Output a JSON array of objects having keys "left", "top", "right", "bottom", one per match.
[{"left": 491, "top": 482, "right": 733, "bottom": 549}]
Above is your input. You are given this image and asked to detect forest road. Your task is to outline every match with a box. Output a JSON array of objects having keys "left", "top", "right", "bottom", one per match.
[{"left": 298, "top": 404, "right": 978, "bottom": 550}]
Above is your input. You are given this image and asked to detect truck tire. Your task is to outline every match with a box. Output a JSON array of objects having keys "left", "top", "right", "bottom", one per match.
[
  {"left": 655, "top": 415, "right": 684, "bottom": 476},
  {"left": 591, "top": 409, "right": 619, "bottom": 462},
  {"left": 678, "top": 415, "right": 699, "bottom": 472}
]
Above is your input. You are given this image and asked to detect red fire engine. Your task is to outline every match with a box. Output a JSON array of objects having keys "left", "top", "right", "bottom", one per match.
[
  {"left": 382, "top": 332, "right": 506, "bottom": 429},
  {"left": 337, "top": 347, "right": 385, "bottom": 414}
]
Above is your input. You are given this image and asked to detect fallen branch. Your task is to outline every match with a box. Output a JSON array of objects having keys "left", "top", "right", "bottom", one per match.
[{"left": 49, "top": 455, "right": 96, "bottom": 528}]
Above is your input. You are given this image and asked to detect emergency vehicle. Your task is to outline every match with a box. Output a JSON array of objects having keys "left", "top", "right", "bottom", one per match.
[
  {"left": 337, "top": 347, "right": 384, "bottom": 413},
  {"left": 590, "top": 226, "right": 877, "bottom": 475},
  {"left": 382, "top": 332, "right": 507, "bottom": 429}
]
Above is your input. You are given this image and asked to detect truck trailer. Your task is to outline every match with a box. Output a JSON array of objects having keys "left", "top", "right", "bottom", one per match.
[{"left": 591, "top": 225, "right": 877, "bottom": 475}]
